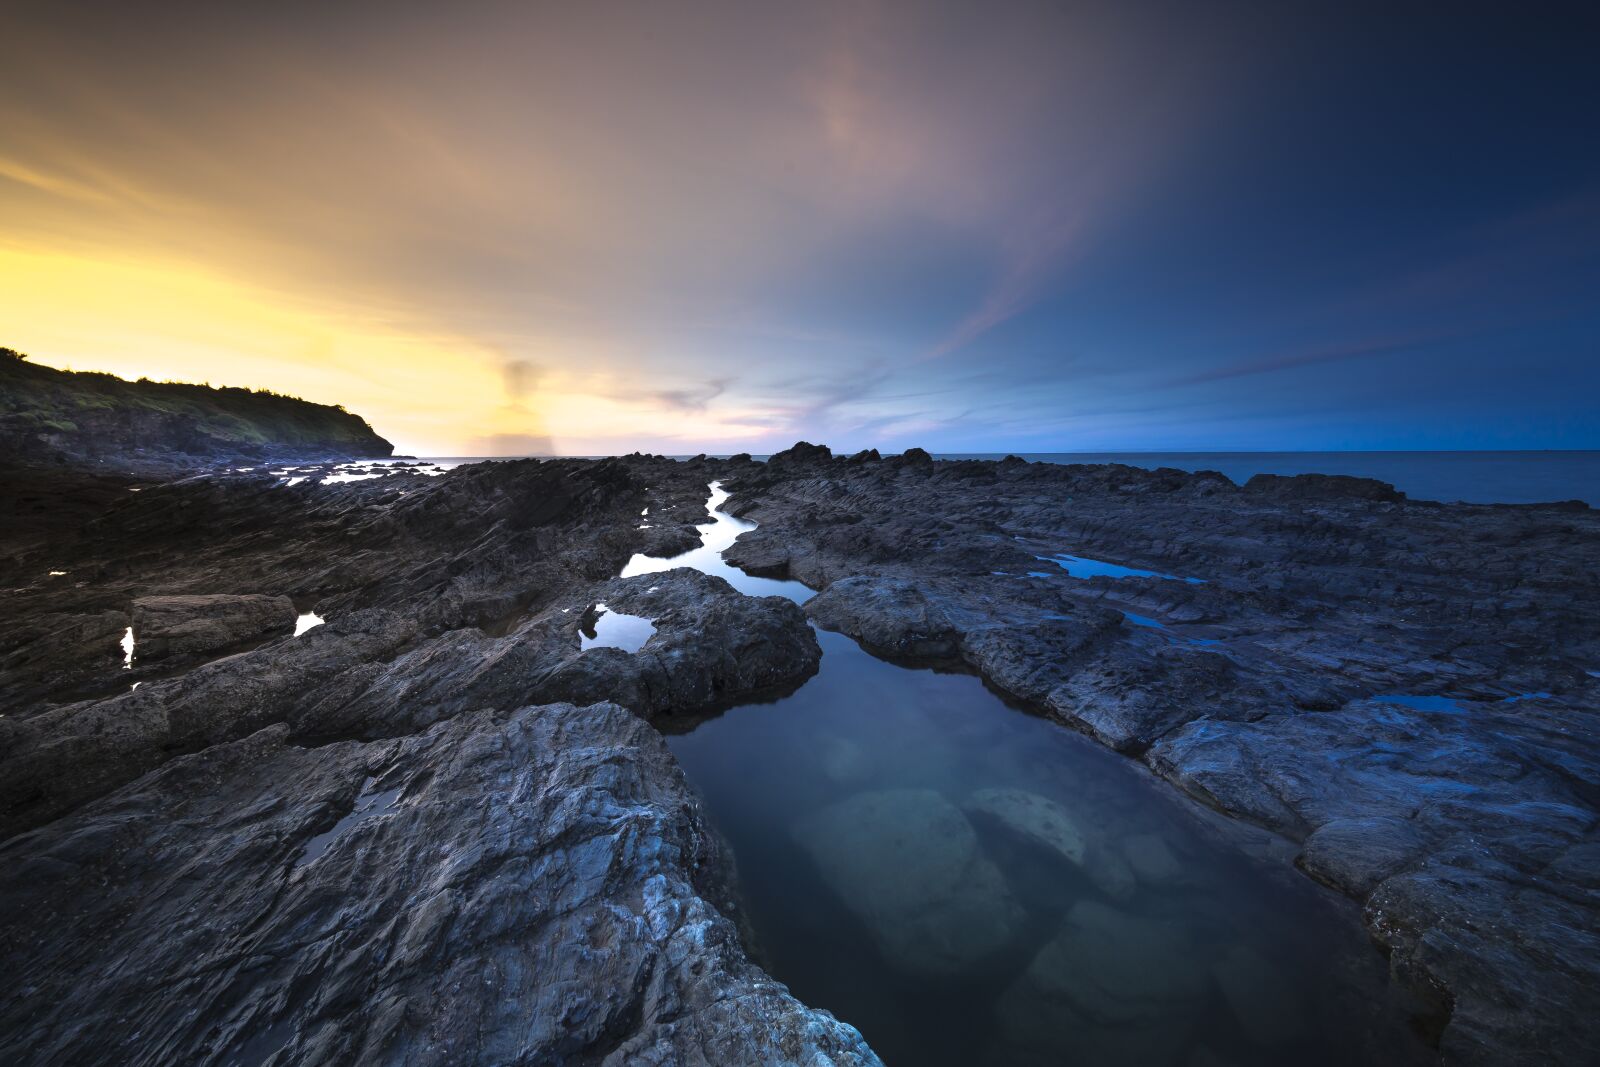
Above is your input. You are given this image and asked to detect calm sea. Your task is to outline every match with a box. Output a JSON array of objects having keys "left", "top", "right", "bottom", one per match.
[{"left": 417, "top": 451, "right": 1599, "bottom": 507}]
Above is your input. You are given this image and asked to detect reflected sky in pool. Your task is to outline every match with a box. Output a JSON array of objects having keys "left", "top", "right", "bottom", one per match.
[
  {"left": 668, "top": 629, "right": 1429, "bottom": 1066},
  {"left": 617, "top": 482, "right": 1428, "bottom": 1065},
  {"left": 619, "top": 481, "right": 811, "bottom": 604},
  {"left": 1037, "top": 553, "right": 1205, "bottom": 583},
  {"left": 579, "top": 604, "right": 656, "bottom": 652}
]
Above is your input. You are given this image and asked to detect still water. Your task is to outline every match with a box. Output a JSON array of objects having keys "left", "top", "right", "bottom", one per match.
[{"left": 637, "top": 486, "right": 1429, "bottom": 1066}]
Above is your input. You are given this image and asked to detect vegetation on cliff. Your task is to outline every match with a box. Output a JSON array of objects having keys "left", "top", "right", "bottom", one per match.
[{"left": 1, "top": 347, "right": 393, "bottom": 463}]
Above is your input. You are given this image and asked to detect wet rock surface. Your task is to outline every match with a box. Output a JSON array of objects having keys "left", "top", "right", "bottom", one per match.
[
  {"left": 2, "top": 443, "right": 1597, "bottom": 1064},
  {"left": 0, "top": 702, "right": 877, "bottom": 1065},
  {"left": 720, "top": 443, "right": 1600, "bottom": 1064},
  {"left": 0, "top": 454, "right": 871, "bottom": 1065}
]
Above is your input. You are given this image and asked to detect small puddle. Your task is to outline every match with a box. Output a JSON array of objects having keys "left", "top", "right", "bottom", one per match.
[
  {"left": 296, "top": 779, "right": 403, "bottom": 867},
  {"left": 579, "top": 604, "right": 656, "bottom": 653},
  {"left": 1370, "top": 694, "right": 1464, "bottom": 714},
  {"left": 294, "top": 612, "right": 325, "bottom": 636},
  {"left": 1036, "top": 553, "right": 1205, "bottom": 584},
  {"left": 1120, "top": 610, "right": 1225, "bottom": 650}
]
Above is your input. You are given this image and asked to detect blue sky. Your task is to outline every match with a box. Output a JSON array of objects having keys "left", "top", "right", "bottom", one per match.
[{"left": 3, "top": 1, "right": 1597, "bottom": 453}]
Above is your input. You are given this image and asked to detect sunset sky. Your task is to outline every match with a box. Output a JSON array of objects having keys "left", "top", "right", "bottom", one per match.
[{"left": 4, "top": 2, "right": 1597, "bottom": 456}]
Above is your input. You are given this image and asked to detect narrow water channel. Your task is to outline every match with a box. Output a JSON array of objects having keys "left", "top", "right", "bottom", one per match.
[{"left": 641, "top": 483, "right": 1428, "bottom": 1067}]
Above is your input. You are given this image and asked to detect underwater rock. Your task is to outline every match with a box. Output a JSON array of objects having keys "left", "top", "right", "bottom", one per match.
[
  {"left": 962, "top": 786, "right": 1087, "bottom": 868},
  {"left": 1122, "top": 832, "right": 1186, "bottom": 889},
  {"left": 817, "top": 734, "right": 871, "bottom": 785},
  {"left": 992, "top": 900, "right": 1208, "bottom": 1066},
  {"left": 1211, "top": 946, "right": 1306, "bottom": 1048},
  {"left": 791, "top": 788, "right": 1026, "bottom": 979}
]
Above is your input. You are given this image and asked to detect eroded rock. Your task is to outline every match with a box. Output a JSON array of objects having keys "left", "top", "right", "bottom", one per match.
[
  {"left": 0, "top": 702, "right": 880, "bottom": 1066},
  {"left": 130, "top": 592, "right": 296, "bottom": 658}
]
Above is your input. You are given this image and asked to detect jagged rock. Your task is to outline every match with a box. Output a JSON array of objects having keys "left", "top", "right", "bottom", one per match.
[
  {"left": 792, "top": 789, "right": 1025, "bottom": 979},
  {"left": 5, "top": 444, "right": 1599, "bottom": 1065},
  {"left": 805, "top": 575, "right": 959, "bottom": 659},
  {"left": 1299, "top": 815, "right": 1429, "bottom": 894},
  {"left": 130, "top": 592, "right": 296, "bottom": 658},
  {"left": 0, "top": 702, "right": 880, "bottom": 1066}
]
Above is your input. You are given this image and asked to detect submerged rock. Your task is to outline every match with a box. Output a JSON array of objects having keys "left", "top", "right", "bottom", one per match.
[
  {"left": 5, "top": 444, "right": 1599, "bottom": 1064},
  {"left": 1122, "top": 832, "right": 1187, "bottom": 889},
  {"left": 962, "top": 786, "right": 1087, "bottom": 868},
  {"left": 992, "top": 900, "right": 1209, "bottom": 1066},
  {"left": 1211, "top": 945, "right": 1307, "bottom": 1048},
  {"left": 792, "top": 789, "right": 1026, "bottom": 979}
]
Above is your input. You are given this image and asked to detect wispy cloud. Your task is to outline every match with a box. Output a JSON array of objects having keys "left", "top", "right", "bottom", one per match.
[{"left": 1166, "top": 332, "right": 1452, "bottom": 388}]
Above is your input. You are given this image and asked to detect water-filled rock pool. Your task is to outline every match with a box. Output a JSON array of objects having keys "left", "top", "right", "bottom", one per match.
[{"left": 641, "top": 483, "right": 1429, "bottom": 1066}]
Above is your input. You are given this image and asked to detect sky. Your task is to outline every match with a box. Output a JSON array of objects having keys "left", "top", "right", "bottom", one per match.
[{"left": 3, "top": 1, "right": 1597, "bottom": 456}]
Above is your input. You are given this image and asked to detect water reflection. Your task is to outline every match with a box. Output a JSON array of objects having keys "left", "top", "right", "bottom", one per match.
[
  {"left": 670, "top": 631, "right": 1427, "bottom": 1067},
  {"left": 1037, "top": 552, "right": 1205, "bottom": 583},
  {"left": 619, "top": 481, "right": 811, "bottom": 604},
  {"left": 579, "top": 604, "right": 656, "bottom": 652}
]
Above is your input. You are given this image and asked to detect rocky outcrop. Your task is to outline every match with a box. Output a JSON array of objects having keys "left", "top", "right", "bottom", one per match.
[
  {"left": 4, "top": 442, "right": 1598, "bottom": 1065},
  {"left": 0, "top": 701, "right": 879, "bottom": 1066},
  {"left": 130, "top": 593, "right": 296, "bottom": 658},
  {"left": 0, "top": 452, "right": 868, "bottom": 1066}
]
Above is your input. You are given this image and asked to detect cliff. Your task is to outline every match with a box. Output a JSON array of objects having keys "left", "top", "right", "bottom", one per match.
[{"left": 0, "top": 347, "right": 393, "bottom": 470}]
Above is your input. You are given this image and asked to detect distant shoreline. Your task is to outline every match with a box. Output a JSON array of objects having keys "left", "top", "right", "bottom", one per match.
[{"left": 403, "top": 450, "right": 1600, "bottom": 507}]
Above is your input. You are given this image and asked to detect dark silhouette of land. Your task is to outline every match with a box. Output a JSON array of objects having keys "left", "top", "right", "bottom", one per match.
[{"left": 0, "top": 347, "right": 393, "bottom": 473}]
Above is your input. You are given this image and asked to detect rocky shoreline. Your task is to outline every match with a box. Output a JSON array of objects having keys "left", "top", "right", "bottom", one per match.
[{"left": 1, "top": 447, "right": 1596, "bottom": 1064}]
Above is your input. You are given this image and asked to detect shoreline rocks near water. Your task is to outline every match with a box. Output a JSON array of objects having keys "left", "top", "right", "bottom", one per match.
[{"left": 1, "top": 443, "right": 1596, "bottom": 1065}]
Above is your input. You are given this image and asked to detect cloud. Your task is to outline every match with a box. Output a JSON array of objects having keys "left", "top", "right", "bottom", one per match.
[
  {"left": 1166, "top": 333, "right": 1450, "bottom": 388},
  {"left": 645, "top": 378, "right": 731, "bottom": 413}
]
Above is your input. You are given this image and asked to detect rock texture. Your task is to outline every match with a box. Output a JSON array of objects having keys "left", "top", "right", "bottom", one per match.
[
  {"left": 3, "top": 441, "right": 1597, "bottom": 1066},
  {"left": 719, "top": 443, "right": 1600, "bottom": 1065},
  {"left": 131, "top": 593, "right": 296, "bottom": 658},
  {"left": 0, "top": 702, "right": 877, "bottom": 1065},
  {"left": 0, "top": 453, "right": 872, "bottom": 1066}
]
